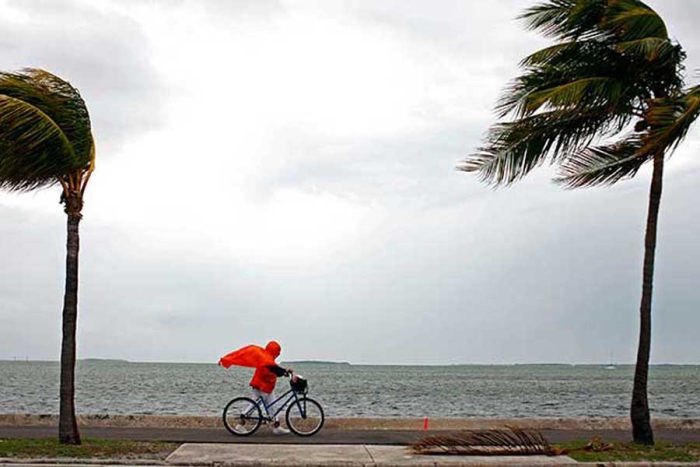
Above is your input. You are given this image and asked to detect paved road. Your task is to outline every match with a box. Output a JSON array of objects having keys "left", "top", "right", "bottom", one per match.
[{"left": 1, "top": 426, "right": 699, "bottom": 444}]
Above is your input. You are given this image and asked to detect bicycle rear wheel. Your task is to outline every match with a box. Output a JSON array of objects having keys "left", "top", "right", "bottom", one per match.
[
  {"left": 223, "top": 396, "right": 262, "bottom": 436},
  {"left": 285, "top": 397, "right": 324, "bottom": 436}
]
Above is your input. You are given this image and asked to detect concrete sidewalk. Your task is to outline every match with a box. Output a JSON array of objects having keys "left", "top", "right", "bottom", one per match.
[
  {"left": 3, "top": 444, "right": 700, "bottom": 467},
  {"left": 166, "top": 443, "right": 578, "bottom": 467}
]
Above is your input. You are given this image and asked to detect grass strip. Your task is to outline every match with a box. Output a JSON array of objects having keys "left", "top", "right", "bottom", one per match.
[
  {"left": 0, "top": 438, "right": 179, "bottom": 460},
  {"left": 557, "top": 440, "right": 700, "bottom": 462},
  {"left": 2, "top": 437, "right": 700, "bottom": 462}
]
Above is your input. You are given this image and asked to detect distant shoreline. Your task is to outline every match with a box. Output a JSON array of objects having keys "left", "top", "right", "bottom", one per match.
[
  {"left": 2, "top": 360, "right": 700, "bottom": 366},
  {"left": 284, "top": 360, "right": 351, "bottom": 365}
]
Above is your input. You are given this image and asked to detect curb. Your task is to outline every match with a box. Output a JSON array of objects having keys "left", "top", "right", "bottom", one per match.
[
  {"left": 3, "top": 462, "right": 700, "bottom": 467},
  {"left": 2, "top": 459, "right": 700, "bottom": 467}
]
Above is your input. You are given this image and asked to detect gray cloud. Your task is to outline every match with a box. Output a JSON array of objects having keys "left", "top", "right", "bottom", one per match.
[
  {"left": 0, "top": 0, "right": 167, "bottom": 152},
  {"left": 257, "top": 124, "right": 484, "bottom": 204}
]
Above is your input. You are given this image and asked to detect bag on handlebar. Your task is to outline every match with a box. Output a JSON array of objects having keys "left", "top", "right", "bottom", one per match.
[{"left": 290, "top": 375, "right": 308, "bottom": 394}]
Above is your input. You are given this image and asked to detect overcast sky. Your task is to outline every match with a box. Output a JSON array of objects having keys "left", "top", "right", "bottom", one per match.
[{"left": 1, "top": 0, "right": 699, "bottom": 365}]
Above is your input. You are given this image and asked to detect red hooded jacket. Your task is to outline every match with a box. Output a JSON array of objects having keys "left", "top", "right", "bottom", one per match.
[{"left": 249, "top": 341, "right": 286, "bottom": 393}]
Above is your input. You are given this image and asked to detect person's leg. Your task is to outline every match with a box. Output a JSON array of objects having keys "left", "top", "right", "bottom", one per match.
[
  {"left": 249, "top": 388, "right": 263, "bottom": 408},
  {"left": 258, "top": 390, "right": 289, "bottom": 434},
  {"left": 258, "top": 390, "right": 277, "bottom": 421}
]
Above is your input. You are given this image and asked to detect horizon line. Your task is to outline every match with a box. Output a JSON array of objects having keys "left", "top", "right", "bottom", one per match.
[{"left": 2, "top": 358, "right": 699, "bottom": 366}]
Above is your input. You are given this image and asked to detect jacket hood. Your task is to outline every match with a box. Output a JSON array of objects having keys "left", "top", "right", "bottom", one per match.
[{"left": 265, "top": 340, "right": 281, "bottom": 358}]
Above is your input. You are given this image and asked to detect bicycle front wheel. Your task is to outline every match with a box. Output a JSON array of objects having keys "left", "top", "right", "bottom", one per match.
[
  {"left": 285, "top": 396, "right": 324, "bottom": 436},
  {"left": 223, "top": 396, "right": 262, "bottom": 436}
]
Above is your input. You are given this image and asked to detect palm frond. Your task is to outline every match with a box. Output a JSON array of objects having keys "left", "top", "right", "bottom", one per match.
[
  {"left": 412, "top": 428, "right": 552, "bottom": 456},
  {"left": 602, "top": 0, "right": 668, "bottom": 41},
  {"left": 616, "top": 38, "right": 686, "bottom": 92},
  {"left": 518, "top": 0, "right": 607, "bottom": 41},
  {"left": 0, "top": 69, "right": 93, "bottom": 167},
  {"left": 524, "top": 77, "right": 627, "bottom": 115},
  {"left": 519, "top": 41, "right": 580, "bottom": 67},
  {"left": 498, "top": 41, "right": 642, "bottom": 118},
  {"left": 0, "top": 95, "right": 76, "bottom": 191},
  {"left": 460, "top": 108, "right": 630, "bottom": 186},
  {"left": 556, "top": 138, "right": 649, "bottom": 188},
  {"left": 520, "top": 0, "right": 668, "bottom": 43},
  {"left": 641, "top": 85, "right": 700, "bottom": 156},
  {"left": 616, "top": 37, "right": 672, "bottom": 61},
  {"left": 521, "top": 36, "right": 677, "bottom": 71}
]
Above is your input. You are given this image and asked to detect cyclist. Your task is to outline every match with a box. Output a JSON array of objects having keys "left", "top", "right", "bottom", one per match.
[{"left": 236, "top": 340, "right": 293, "bottom": 435}]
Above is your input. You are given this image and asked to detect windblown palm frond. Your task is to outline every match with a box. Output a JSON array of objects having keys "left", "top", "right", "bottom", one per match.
[
  {"left": 0, "top": 69, "right": 93, "bottom": 192},
  {"left": 520, "top": 41, "right": 580, "bottom": 67},
  {"left": 0, "top": 95, "right": 76, "bottom": 191},
  {"left": 412, "top": 428, "right": 552, "bottom": 456},
  {"left": 525, "top": 77, "right": 629, "bottom": 115},
  {"left": 520, "top": 0, "right": 666, "bottom": 43},
  {"left": 602, "top": 0, "right": 668, "bottom": 41},
  {"left": 616, "top": 37, "right": 674, "bottom": 61},
  {"left": 499, "top": 41, "right": 637, "bottom": 118},
  {"left": 641, "top": 85, "right": 700, "bottom": 155},
  {"left": 556, "top": 138, "right": 649, "bottom": 188},
  {"left": 518, "top": 0, "right": 606, "bottom": 41},
  {"left": 534, "top": 84, "right": 699, "bottom": 190},
  {"left": 461, "top": 108, "right": 630, "bottom": 185}
]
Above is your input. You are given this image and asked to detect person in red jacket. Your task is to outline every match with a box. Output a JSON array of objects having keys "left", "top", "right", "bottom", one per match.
[{"left": 238, "top": 340, "right": 292, "bottom": 435}]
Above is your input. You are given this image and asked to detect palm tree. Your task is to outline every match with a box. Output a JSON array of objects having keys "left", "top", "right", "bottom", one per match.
[
  {"left": 460, "top": 0, "right": 699, "bottom": 445},
  {"left": 0, "top": 68, "right": 95, "bottom": 444}
]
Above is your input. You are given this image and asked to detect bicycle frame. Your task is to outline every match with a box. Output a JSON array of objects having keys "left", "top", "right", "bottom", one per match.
[{"left": 249, "top": 388, "right": 306, "bottom": 420}]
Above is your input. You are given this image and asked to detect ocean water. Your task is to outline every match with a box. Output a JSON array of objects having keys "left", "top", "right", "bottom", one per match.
[{"left": 1, "top": 361, "right": 699, "bottom": 418}]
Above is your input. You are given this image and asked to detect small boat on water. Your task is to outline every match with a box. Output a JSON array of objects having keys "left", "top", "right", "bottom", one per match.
[{"left": 604, "top": 351, "right": 615, "bottom": 370}]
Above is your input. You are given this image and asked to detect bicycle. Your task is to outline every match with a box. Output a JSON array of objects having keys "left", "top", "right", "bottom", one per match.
[{"left": 222, "top": 373, "right": 325, "bottom": 437}]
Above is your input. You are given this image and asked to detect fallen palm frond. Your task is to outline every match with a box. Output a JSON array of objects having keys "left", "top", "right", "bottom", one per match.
[{"left": 411, "top": 427, "right": 554, "bottom": 456}]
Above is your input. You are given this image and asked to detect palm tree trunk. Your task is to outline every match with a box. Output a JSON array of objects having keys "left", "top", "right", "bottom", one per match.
[
  {"left": 58, "top": 194, "right": 83, "bottom": 445},
  {"left": 631, "top": 152, "right": 664, "bottom": 446}
]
